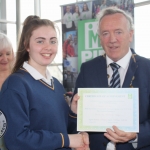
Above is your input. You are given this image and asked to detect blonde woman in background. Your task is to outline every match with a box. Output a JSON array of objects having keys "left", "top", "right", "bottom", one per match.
[{"left": 0, "top": 33, "right": 14, "bottom": 90}]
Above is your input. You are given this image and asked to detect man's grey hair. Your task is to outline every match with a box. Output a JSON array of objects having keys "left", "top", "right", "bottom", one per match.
[
  {"left": 0, "top": 33, "right": 13, "bottom": 51},
  {"left": 97, "top": 7, "right": 134, "bottom": 33}
]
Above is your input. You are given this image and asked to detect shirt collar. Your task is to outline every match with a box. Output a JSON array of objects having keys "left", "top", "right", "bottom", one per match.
[
  {"left": 23, "top": 61, "right": 53, "bottom": 82},
  {"left": 106, "top": 48, "right": 132, "bottom": 69}
]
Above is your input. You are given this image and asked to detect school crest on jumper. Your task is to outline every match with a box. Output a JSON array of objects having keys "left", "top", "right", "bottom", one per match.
[{"left": 0, "top": 111, "right": 7, "bottom": 138}]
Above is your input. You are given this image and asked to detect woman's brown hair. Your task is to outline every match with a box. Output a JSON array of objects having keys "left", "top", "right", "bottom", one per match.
[{"left": 12, "top": 15, "right": 56, "bottom": 73}]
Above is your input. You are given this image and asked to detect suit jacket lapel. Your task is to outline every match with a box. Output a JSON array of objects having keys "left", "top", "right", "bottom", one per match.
[
  {"left": 122, "top": 54, "right": 138, "bottom": 87},
  {"left": 98, "top": 54, "right": 108, "bottom": 87}
]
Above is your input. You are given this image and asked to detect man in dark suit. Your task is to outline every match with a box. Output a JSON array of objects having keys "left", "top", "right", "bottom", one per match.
[{"left": 73, "top": 7, "right": 150, "bottom": 150}]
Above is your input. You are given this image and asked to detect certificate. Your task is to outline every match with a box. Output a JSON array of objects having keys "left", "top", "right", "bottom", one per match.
[{"left": 77, "top": 88, "right": 139, "bottom": 132}]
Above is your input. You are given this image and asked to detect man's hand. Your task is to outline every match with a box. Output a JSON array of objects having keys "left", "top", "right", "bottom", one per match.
[{"left": 104, "top": 126, "right": 137, "bottom": 143}]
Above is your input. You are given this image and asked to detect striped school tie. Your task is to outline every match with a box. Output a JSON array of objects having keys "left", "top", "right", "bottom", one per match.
[{"left": 110, "top": 63, "right": 120, "bottom": 88}]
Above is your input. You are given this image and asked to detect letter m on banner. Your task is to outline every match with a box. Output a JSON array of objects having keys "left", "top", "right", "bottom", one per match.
[{"left": 78, "top": 19, "right": 104, "bottom": 71}]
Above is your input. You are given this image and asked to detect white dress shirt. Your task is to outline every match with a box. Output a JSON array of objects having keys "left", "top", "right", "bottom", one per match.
[
  {"left": 23, "top": 62, "right": 53, "bottom": 86},
  {"left": 107, "top": 49, "right": 132, "bottom": 87}
]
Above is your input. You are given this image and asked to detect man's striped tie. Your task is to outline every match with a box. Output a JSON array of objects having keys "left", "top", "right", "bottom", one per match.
[{"left": 110, "top": 63, "right": 120, "bottom": 88}]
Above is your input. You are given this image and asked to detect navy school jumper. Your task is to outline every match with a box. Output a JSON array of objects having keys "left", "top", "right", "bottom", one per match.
[{"left": 0, "top": 68, "right": 77, "bottom": 150}]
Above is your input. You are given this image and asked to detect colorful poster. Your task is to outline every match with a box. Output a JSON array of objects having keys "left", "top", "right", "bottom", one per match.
[{"left": 61, "top": 1, "right": 93, "bottom": 95}]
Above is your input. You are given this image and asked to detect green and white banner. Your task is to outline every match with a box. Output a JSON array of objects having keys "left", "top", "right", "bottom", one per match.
[{"left": 78, "top": 19, "right": 104, "bottom": 71}]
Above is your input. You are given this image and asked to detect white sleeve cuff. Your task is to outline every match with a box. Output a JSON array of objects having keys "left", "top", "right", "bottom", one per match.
[{"left": 129, "top": 134, "right": 138, "bottom": 149}]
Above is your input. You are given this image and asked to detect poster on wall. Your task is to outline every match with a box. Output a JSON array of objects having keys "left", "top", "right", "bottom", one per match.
[
  {"left": 61, "top": 0, "right": 134, "bottom": 95},
  {"left": 61, "top": 1, "right": 93, "bottom": 95}
]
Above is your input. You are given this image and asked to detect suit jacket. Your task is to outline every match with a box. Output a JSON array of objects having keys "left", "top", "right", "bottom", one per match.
[{"left": 74, "top": 52, "right": 150, "bottom": 150}]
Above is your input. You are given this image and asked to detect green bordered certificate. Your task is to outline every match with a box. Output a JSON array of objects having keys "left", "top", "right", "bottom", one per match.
[{"left": 77, "top": 88, "right": 139, "bottom": 132}]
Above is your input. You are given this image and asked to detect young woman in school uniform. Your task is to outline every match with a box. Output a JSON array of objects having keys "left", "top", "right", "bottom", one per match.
[{"left": 0, "top": 15, "right": 89, "bottom": 150}]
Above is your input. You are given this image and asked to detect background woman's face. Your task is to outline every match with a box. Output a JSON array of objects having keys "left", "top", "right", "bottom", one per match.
[
  {"left": 0, "top": 48, "right": 14, "bottom": 71},
  {"left": 66, "top": 6, "right": 70, "bottom": 13},
  {"left": 75, "top": 6, "right": 79, "bottom": 12},
  {"left": 83, "top": 4, "right": 87, "bottom": 11}
]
